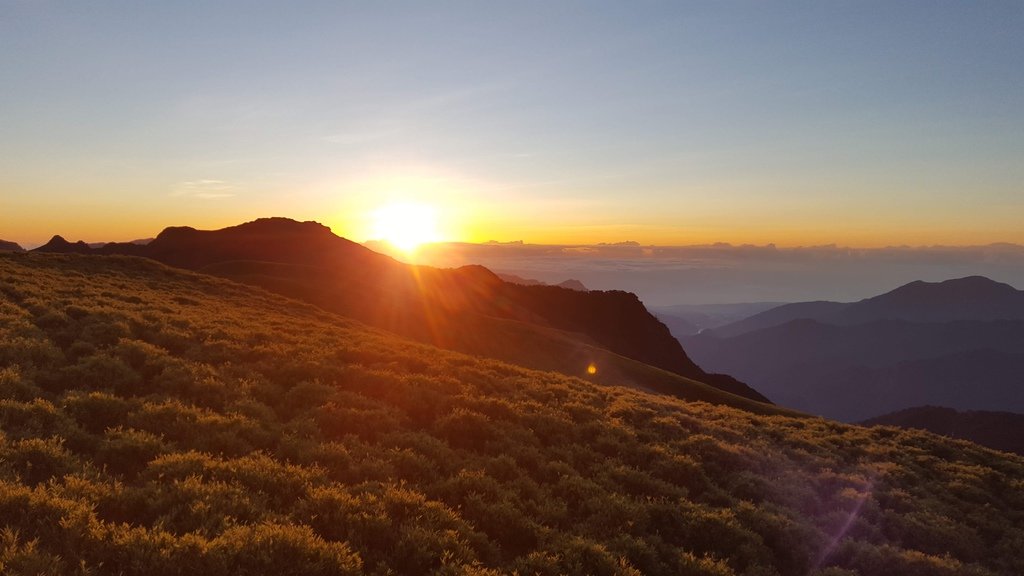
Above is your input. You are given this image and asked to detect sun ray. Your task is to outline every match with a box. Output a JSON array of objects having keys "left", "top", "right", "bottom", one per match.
[{"left": 371, "top": 202, "right": 441, "bottom": 253}]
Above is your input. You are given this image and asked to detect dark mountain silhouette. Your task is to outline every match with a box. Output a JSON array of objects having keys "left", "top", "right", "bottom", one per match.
[
  {"left": 497, "top": 273, "right": 588, "bottom": 291},
  {"left": 32, "top": 235, "right": 94, "bottom": 254},
  {"left": 653, "top": 302, "right": 786, "bottom": 337},
  {"left": 684, "top": 276, "right": 1024, "bottom": 420},
  {"left": 711, "top": 301, "right": 846, "bottom": 337},
  {"left": 688, "top": 319, "right": 1024, "bottom": 374},
  {"left": 0, "top": 239, "right": 24, "bottom": 252},
  {"left": 703, "top": 345, "right": 1024, "bottom": 422},
  {"left": 712, "top": 276, "right": 1024, "bottom": 337},
  {"left": 556, "top": 279, "right": 588, "bottom": 291},
  {"left": 862, "top": 406, "right": 1024, "bottom": 456},
  {"left": 35, "top": 218, "right": 768, "bottom": 404},
  {"left": 498, "top": 273, "right": 546, "bottom": 286}
]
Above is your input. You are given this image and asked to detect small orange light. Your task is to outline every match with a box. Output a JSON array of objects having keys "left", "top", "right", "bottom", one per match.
[{"left": 586, "top": 363, "right": 597, "bottom": 375}]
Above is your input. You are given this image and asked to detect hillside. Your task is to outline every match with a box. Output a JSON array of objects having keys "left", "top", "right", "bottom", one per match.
[
  {"left": 33, "top": 218, "right": 766, "bottom": 403},
  {"left": 862, "top": 406, "right": 1024, "bottom": 456},
  {"left": 1, "top": 252, "right": 1023, "bottom": 575},
  {"left": 0, "top": 240, "right": 24, "bottom": 252}
]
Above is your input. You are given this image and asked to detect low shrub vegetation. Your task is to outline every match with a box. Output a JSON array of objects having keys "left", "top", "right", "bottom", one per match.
[{"left": 0, "top": 253, "right": 1022, "bottom": 575}]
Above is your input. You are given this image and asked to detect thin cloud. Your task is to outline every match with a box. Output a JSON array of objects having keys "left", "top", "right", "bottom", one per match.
[
  {"left": 171, "top": 180, "right": 236, "bottom": 199},
  {"left": 402, "top": 241, "right": 1024, "bottom": 305}
]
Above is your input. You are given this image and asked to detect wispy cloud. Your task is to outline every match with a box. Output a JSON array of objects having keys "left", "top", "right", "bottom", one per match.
[{"left": 171, "top": 180, "right": 236, "bottom": 199}]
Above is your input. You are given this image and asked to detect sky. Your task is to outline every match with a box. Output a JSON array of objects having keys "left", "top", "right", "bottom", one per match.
[{"left": 1, "top": 1, "right": 1022, "bottom": 248}]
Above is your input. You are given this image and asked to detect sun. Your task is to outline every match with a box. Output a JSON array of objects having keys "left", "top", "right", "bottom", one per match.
[{"left": 371, "top": 202, "right": 441, "bottom": 252}]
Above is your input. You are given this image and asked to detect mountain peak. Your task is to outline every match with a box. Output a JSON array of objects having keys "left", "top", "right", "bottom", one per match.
[
  {"left": 844, "top": 275, "right": 1024, "bottom": 324},
  {"left": 942, "top": 275, "right": 1017, "bottom": 292},
  {"left": 153, "top": 226, "right": 197, "bottom": 242},
  {"left": 227, "top": 217, "right": 334, "bottom": 235},
  {"left": 557, "top": 279, "right": 588, "bottom": 291},
  {"left": 33, "top": 235, "right": 93, "bottom": 254},
  {"left": 878, "top": 275, "right": 1019, "bottom": 303},
  {"left": 153, "top": 218, "right": 335, "bottom": 244},
  {"left": 895, "top": 275, "right": 1014, "bottom": 292},
  {"left": 0, "top": 239, "right": 24, "bottom": 252}
]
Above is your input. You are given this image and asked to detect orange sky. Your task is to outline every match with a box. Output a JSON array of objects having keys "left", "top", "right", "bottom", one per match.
[{"left": 3, "top": 4, "right": 1021, "bottom": 251}]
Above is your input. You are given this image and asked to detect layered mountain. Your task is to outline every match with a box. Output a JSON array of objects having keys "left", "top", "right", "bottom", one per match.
[
  {"left": 652, "top": 301, "right": 785, "bottom": 337},
  {"left": 33, "top": 218, "right": 768, "bottom": 404},
  {"left": 497, "top": 273, "right": 588, "bottom": 291},
  {"left": 863, "top": 406, "right": 1024, "bottom": 456},
  {"left": 0, "top": 239, "right": 24, "bottom": 252},
  {"left": 684, "top": 276, "right": 1024, "bottom": 420},
  {"left": 713, "top": 276, "right": 1024, "bottom": 337}
]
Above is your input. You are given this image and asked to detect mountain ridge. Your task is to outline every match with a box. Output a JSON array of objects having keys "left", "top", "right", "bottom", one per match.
[
  {"left": 684, "top": 276, "right": 1024, "bottom": 420},
  {"left": 0, "top": 239, "right": 25, "bottom": 252},
  {"left": 712, "top": 275, "right": 1024, "bottom": 337},
  {"left": 33, "top": 218, "right": 769, "bottom": 404}
]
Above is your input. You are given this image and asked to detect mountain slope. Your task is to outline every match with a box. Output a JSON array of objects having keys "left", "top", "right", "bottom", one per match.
[
  {"left": 685, "top": 320, "right": 1024, "bottom": 421},
  {"left": 1, "top": 252, "right": 1023, "bottom": 575},
  {"left": 862, "top": 406, "right": 1024, "bottom": 456},
  {"left": 0, "top": 240, "right": 23, "bottom": 252},
  {"left": 35, "top": 218, "right": 767, "bottom": 403}
]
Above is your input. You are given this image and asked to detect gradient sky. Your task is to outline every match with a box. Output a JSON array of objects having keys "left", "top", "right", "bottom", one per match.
[{"left": 2, "top": 1, "right": 1022, "bottom": 247}]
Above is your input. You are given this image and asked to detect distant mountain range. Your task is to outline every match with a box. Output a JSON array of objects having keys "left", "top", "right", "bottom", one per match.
[
  {"left": 0, "top": 239, "right": 25, "bottom": 252},
  {"left": 862, "top": 406, "right": 1024, "bottom": 456},
  {"left": 31, "top": 218, "right": 770, "bottom": 407},
  {"left": 653, "top": 302, "right": 785, "bottom": 336},
  {"left": 682, "top": 276, "right": 1024, "bottom": 420},
  {"left": 497, "top": 273, "right": 588, "bottom": 291},
  {"left": 713, "top": 276, "right": 1024, "bottom": 337}
]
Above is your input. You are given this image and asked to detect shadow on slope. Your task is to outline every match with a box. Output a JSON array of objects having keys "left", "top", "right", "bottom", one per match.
[
  {"left": 862, "top": 405, "right": 1024, "bottom": 456},
  {"left": 35, "top": 218, "right": 768, "bottom": 404}
]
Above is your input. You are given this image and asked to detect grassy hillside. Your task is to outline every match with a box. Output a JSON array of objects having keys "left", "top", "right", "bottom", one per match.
[
  {"left": 1, "top": 253, "right": 1023, "bottom": 576},
  {"left": 201, "top": 259, "right": 782, "bottom": 414},
  {"left": 40, "top": 218, "right": 768, "bottom": 403}
]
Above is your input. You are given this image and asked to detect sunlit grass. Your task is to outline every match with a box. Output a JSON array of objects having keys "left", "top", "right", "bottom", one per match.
[{"left": 0, "top": 252, "right": 1021, "bottom": 575}]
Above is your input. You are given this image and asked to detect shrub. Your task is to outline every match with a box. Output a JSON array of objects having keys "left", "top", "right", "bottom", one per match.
[
  {"left": 208, "top": 522, "right": 362, "bottom": 576},
  {"left": 62, "top": 391, "right": 132, "bottom": 434},
  {"left": 0, "top": 527, "right": 66, "bottom": 576},
  {"left": 0, "top": 437, "right": 78, "bottom": 486},
  {"left": 0, "top": 367, "right": 44, "bottom": 402},
  {"left": 96, "top": 427, "right": 167, "bottom": 478}
]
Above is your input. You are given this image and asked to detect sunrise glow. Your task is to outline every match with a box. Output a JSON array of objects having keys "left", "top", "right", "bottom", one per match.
[{"left": 370, "top": 202, "right": 442, "bottom": 252}]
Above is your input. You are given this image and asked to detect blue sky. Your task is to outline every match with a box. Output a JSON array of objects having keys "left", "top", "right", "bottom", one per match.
[{"left": 1, "top": 1, "right": 1022, "bottom": 246}]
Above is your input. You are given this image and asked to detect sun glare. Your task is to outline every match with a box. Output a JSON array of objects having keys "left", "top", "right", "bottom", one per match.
[{"left": 371, "top": 202, "right": 441, "bottom": 252}]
